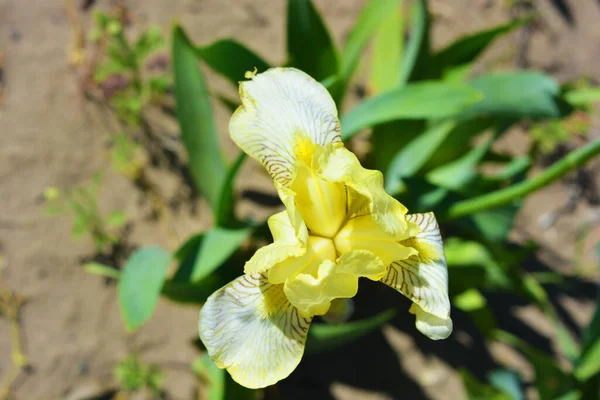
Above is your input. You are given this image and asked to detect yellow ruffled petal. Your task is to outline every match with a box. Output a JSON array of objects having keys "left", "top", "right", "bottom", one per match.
[
  {"left": 268, "top": 236, "right": 336, "bottom": 284},
  {"left": 335, "top": 249, "right": 388, "bottom": 281},
  {"left": 319, "top": 147, "right": 410, "bottom": 239},
  {"left": 380, "top": 212, "right": 452, "bottom": 340},
  {"left": 229, "top": 68, "right": 342, "bottom": 186},
  {"left": 199, "top": 273, "right": 312, "bottom": 389},
  {"left": 284, "top": 260, "right": 358, "bottom": 318},
  {"left": 244, "top": 210, "right": 307, "bottom": 274},
  {"left": 244, "top": 187, "right": 309, "bottom": 275},
  {"left": 334, "top": 215, "right": 417, "bottom": 266}
]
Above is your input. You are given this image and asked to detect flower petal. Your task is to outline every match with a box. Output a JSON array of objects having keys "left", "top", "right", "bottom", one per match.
[
  {"left": 319, "top": 147, "right": 409, "bottom": 239},
  {"left": 230, "top": 68, "right": 342, "bottom": 186},
  {"left": 199, "top": 273, "right": 312, "bottom": 389},
  {"left": 335, "top": 249, "right": 388, "bottom": 281},
  {"left": 410, "top": 303, "right": 453, "bottom": 340},
  {"left": 284, "top": 260, "right": 359, "bottom": 318},
  {"left": 244, "top": 187, "right": 308, "bottom": 274},
  {"left": 380, "top": 212, "right": 452, "bottom": 340}
]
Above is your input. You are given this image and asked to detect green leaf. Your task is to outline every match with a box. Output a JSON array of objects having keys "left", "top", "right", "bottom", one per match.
[
  {"left": 306, "top": 309, "right": 395, "bottom": 353},
  {"left": 107, "top": 210, "right": 127, "bottom": 227},
  {"left": 193, "top": 354, "right": 225, "bottom": 400},
  {"left": 341, "top": 82, "right": 482, "bottom": 140},
  {"left": 197, "top": 39, "right": 270, "bottom": 86},
  {"left": 454, "top": 289, "right": 487, "bottom": 312},
  {"left": 444, "top": 238, "right": 512, "bottom": 292},
  {"left": 385, "top": 120, "right": 456, "bottom": 194},
  {"left": 173, "top": 227, "right": 251, "bottom": 283},
  {"left": 564, "top": 87, "right": 600, "bottom": 107},
  {"left": 488, "top": 369, "right": 524, "bottom": 400},
  {"left": 428, "top": 18, "right": 528, "bottom": 78},
  {"left": 342, "top": 0, "right": 400, "bottom": 86},
  {"left": 83, "top": 262, "right": 121, "bottom": 280},
  {"left": 462, "top": 72, "right": 565, "bottom": 120},
  {"left": 573, "top": 244, "right": 600, "bottom": 382},
  {"left": 470, "top": 203, "right": 520, "bottom": 242},
  {"left": 426, "top": 128, "right": 499, "bottom": 190},
  {"left": 460, "top": 370, "right": 512, "bottom": 400},
  {"left": 118, "top": 247, "right": 171, "bottom": 331},
  {"left": 172, "top": 25, "right": 226, "bottom": 209},
  {"left": 368, "top": 0, "right": 403, "bottom": 94},
  {"left": 216, "top": 152, "right": 247, "bottom": 227},
  {"left": 193, "top": 354, "right": 256, "bottom": 400},
  {"left": 520, "top": 274, "right": 580, "bottom": 362},
  {"left": 398, "top": 0, "right": 429, "bottom": 84},
  {"left": 287, "top": 0, "right": 338, "bottom": 82}
]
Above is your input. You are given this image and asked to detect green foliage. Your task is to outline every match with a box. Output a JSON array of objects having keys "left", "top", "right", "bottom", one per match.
[
  {"left": 91, "top": 10, "right": 169, "bottom": 127},
  {"left": 114, "top": 354, "right": 163, "bottom": 395},
  {"left": 306, "top": 309, "right": 396, "bottom": 353},
  {"left": 118, "top": 247, "right": 171, "bottom": 331},
  {"left": 341, "top": 82, "right": 482, "bottom": 140},
  {"left": 43, "top": 174, "right": 126, "bottom": 254},
  {"left": 193, "top": 354, "right": 256, "bottom": 400},
  {"left": 172, "top": 25, "right": 227, "bottom": 209}
]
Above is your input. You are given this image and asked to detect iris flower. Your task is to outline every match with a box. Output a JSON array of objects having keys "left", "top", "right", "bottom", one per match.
[{"left": 199, "top": 68, "right": 452, "bottom": 389}]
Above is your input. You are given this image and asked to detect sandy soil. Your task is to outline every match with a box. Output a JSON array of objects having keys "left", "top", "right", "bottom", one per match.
[{"left": 1, "top": 0, "right": 599, "bottom": 399}]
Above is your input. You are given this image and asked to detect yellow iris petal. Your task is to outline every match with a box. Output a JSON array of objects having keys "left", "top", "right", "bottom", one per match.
[
  {"left": 319, "top": 147, "right": 410, "bottom": 240},
  {"left": 284, "top": 260, "right": 358, "bottom": 318},
  {"left": 268, "top": 236, "right": 336, "bottom": 284},
  {"left": 290, "top": 160, "right": 346, "bottom": 238},
  {"left": 334, "top": 215, "right": 417, "bottom": 266}
]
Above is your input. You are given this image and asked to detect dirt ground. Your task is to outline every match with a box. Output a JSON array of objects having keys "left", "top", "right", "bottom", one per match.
[{"left": 1, "top": 0, "right": 600, "bottom": 399}]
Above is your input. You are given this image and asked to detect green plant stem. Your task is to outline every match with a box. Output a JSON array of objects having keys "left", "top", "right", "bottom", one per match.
[{"left": 446, "top": 139, "right": 600, "bottom": 219}]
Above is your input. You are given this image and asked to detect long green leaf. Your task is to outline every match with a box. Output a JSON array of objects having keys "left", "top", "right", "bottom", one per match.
[
  {"left": 460, "top": 370, "right": 512, "bottom": 400},
  {"left": 428, "top": 18, "right": 528, "bottom": 78},
  {"left": 573, "top": 244, "right": 600, "bottom": 382},
  {"left": 426, "top": 126, "right": 500, "bottom": 190},
  {"left": 398, "top": 0, "right": 429, "bottom": 84},
  {"left": 462, "top": 72, "right": 566, "bottom": 120},
  {"left": 564, "top": 87, "right": 600, "bottom": 107},
  {"left": 172, "top": 25, "right": 226, "bottom": 209},
  {"left": 306, "top": 309, "right": 395, "bottom": 353},
  {"left": 118, "top": 247, "right": 171, "bottom": 331},
  {"left": 341, "top": 82, "right": 482, "bottom": 140},
  {"left": 385, "top": 120, "right": 456, "bottom": 194},
  {"left": 287, "top": 0, "right": 338, "bottom": 82},
  {"left": 216, "top": 152, "right": 247, "bottom": 227},
  {"left": 196, "top": 39, "right": 270, "bottom": 86},
  {"left": 446, "top": 139, "right": 600, "bottom": 218},
  {"left": 193, "top": 354, "right": 256, "bottom": 400},
  {"left": 193, "top": 354, "right": 225, "bottom": 400},
  {"left": 368, "top": 0, "right": 403, "bottom": 94},
  {"left": 173, "top": 226, "right": 251, "bottom": 283},
  {"left": 341, "top": 0, "right": 400, "bottom": 84}
]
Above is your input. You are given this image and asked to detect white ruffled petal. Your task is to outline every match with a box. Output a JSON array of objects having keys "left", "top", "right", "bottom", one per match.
[
  {"left": 230, "top": 68, "right": 342, "bottom": 186},
  {"left": 381, "top": 212, "right": 452, "bottom": 340},
  {"left": 199, "top": 273, "right": 312, "bottom": 388}
]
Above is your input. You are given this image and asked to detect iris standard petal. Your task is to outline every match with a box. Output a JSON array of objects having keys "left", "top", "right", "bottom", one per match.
[
  {"left": 319, "top": 147, "right": 410, "bottom": 239},
  {"left": 199, "top": 273, "right": 312, "bottom": 389},
  {"left": 380, "top": 212, "right": 452, "bottom": 340},
  {"left": 229, "top": 68, "right": 342, "bottom": 186}
]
